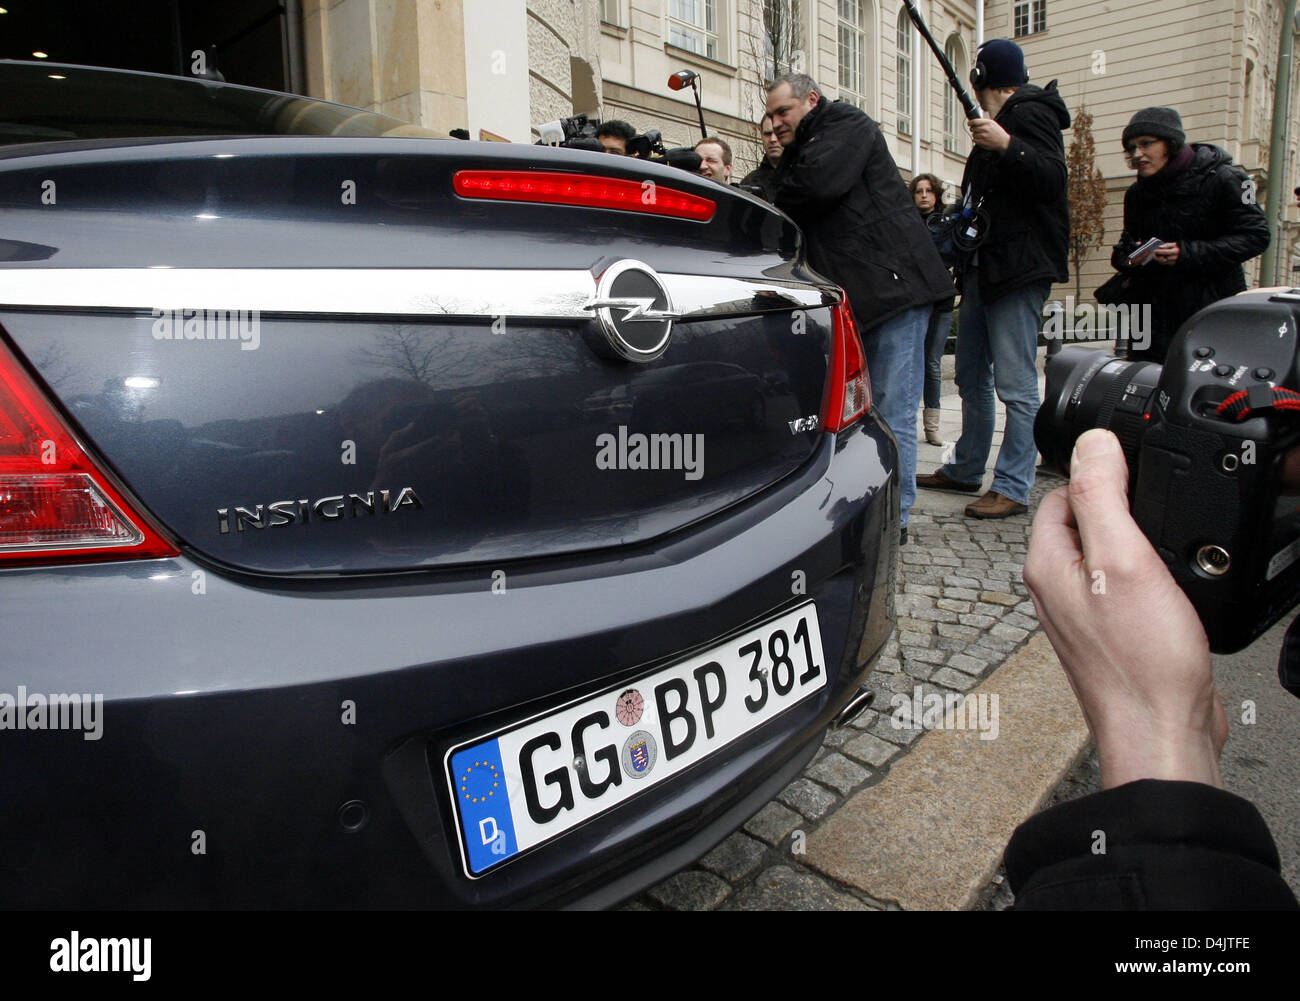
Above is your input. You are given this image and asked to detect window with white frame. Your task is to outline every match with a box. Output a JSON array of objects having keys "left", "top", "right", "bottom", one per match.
[
  {"left": 1013, "top": 0, "right": 1046, "bottom": 37},
  {"left": 669, "top": 0, "right": 718, "bottom": 60},
  {"left": 943, "top": 37, "right": 966, "bottom": 153},
  {"left": 600, "top": 0, "right": 619, "bottom": 25},
  {"left": 896, "top": 7, "right": 912, "bottom": 134},
  {"left": 838, "top": 0, "right": 869, "bottom": 111}
]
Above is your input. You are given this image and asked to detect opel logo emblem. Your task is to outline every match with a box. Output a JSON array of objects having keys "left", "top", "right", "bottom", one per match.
[{"left": 583, "top": 260, "right": 681, "bottom": 363}]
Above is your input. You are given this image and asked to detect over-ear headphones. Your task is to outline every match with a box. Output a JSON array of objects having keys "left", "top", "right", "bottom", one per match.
[{"left": 969, "top": 40, "right": 1029, "bottom": 91}]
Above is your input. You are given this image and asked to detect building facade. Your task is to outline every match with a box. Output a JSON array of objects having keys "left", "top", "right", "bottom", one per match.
[
  {"left": 994, "top": 0, "right": 1300, "bottom": 300},
  {"left": 295, "top": 1, "right": 1300, "bottom": 299},
  {"left": 299, "top": 0, "right": 602, "bottom": 145},
  {"left": 299, "top": 1, "right": 978, "bottom": 182},
  {"left": 596, "top": 0, "right": 977, "bottom": 190},
  {"left": 11, "top": 2, "right": 1294, "bottom": 300}
]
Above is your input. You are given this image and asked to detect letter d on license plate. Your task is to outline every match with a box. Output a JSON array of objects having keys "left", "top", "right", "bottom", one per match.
[{"left": 445, "top": 602, "right": 826, "bottom": 876}]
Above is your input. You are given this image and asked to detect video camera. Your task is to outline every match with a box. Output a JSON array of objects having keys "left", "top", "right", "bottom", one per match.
[
  {"left": 1036, "top": 288, "right": 1300, "bottom": 685},
  {"left": 535, "top": 114, "right": 603, "bottom": 151},
  {"left": 535, "top": 116, "right": 702, "bottom": 172}
]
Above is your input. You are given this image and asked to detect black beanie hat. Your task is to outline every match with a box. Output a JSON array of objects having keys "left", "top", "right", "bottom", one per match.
[
  {"left": 1122, "top": 107, "right": 1185, "bottom": 150},
  {"left": 972, "top": 39, "right": 1029, "bottom": 90}
]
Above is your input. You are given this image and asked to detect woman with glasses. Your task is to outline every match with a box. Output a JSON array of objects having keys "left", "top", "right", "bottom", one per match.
[
  {"left": 1103, "top": 107, "right": 1269, "bottom": 363},
  {"left": 908, "top": 172, "right": 957, "bottom": 446}
]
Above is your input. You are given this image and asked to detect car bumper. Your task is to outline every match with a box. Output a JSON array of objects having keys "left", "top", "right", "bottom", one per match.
[{"left": 0, "top": 419, "right": 897, "bottom": 908}]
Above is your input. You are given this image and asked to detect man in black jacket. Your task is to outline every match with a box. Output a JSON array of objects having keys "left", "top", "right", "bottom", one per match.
[
  {"left": 916, "top": 40, "right": 1070, "bottom": 520},
  {"left": 739, "top": 114, "right": 782, "bottom": 202},
  {"left": 766, "top": 73, "right": 954, "bottom": 538}
]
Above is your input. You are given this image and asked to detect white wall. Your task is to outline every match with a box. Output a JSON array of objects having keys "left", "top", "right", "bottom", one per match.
[{"left": 463, "top": 0, "right": 532, "bottom": 141}]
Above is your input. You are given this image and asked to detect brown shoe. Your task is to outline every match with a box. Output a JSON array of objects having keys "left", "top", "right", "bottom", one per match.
[
  {"left": 916, "top": 468, "right": 981, "bottom": 493},
  {"left": 964, "top": 490, "right": 1028, "bottom": 519}
]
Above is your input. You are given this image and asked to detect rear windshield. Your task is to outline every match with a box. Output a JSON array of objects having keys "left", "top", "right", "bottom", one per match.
[{"left": 0, "top": 60, "right": 444, "bottom": 147}]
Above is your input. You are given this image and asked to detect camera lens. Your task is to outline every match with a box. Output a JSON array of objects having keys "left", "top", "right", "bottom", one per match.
[{"left": 1035, "top": 346, "right": 1162, "bottom": 482}]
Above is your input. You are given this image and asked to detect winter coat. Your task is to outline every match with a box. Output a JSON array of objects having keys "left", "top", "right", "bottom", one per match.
[
  {"left": 773, "top": 98, "right": 955, "bottom": 335},
  {"left": 1109, "top": 143, "right": 1270, "bottom": 363},
  {"left": 740, "top": 158, "right": 778, "bottom": 202},
  {"left": 1006, "top": 780, "right": 1298, "bottom": 909},
  {"left": 920, "top": 205, "right": 958, "bottom": 311},
  {"left": 958, "top": 81, "right": 1071, "bottom": 303}
]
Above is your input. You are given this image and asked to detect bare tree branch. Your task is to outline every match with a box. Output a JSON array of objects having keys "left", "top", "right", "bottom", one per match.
[
  {"left": 740, "top": 0, "right": 804, "bottom": 167},
  {"left": 1067, "top": 106, "right": 1108, "bottom": 301}
]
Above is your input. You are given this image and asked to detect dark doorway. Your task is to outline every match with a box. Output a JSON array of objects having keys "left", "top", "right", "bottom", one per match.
[{"left": 0, "top": 0, "right": 299, "bottom": 92}]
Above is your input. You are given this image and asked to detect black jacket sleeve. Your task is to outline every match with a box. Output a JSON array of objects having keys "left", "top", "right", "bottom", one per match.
[
  {"left": 1005, "top": 779, "right": 1299, "bottom": 910},
  {"left": 1177, "top": 165, "right": 1271, "bottom": 274},
  {"left": 997, "top": 103, "right": 1067, "bottom": 205},
  {"left": 1111, "top": 191, "right": 1143, "bottom": 271},
  {"left": 1110, "top": 231, "right": 1142, "bottom": 271}
]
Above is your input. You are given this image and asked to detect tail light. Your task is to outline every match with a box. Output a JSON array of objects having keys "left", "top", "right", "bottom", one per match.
[
  {"left": 454, "top": 170, "right": 716, "bottom": 222},
  {"left": 0, "top": 336, "right": 177, "bottom": 566},
  {"left": 819, "top": 293, "right": 872, "bottom": 432}
]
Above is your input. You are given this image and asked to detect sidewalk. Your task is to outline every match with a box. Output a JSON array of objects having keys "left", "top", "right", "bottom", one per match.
[{"left": 630, "top": 346, "right": 1095, "bottom": 911}]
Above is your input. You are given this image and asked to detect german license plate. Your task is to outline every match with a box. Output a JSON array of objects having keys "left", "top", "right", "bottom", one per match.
[{"left": 445, "top": 602, "right": 826, "bottom": 876}]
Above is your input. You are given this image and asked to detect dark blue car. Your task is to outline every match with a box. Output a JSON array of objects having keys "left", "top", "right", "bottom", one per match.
[{"left": 0, "top": 61, "right": 898, "bottom": 908}]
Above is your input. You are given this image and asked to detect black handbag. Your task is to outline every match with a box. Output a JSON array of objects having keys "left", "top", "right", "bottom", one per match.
[
  {"left": 1095, "top": 270, "right": 1140, "bottom": 306},
  {"left": 925, "top": 210, "right": 960, "bottom": 267}
]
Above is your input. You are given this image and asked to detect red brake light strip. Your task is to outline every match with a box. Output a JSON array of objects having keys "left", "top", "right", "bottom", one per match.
[{"left": 454, "top": 170, "right": 716, "bottom": 223}]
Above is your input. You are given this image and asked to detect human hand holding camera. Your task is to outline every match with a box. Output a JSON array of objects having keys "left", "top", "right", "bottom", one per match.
[{"left": 1023, "top": 429, "right": 1228, "bottom": 791}]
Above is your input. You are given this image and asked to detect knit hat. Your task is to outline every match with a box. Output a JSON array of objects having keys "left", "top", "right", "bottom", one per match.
[
  {"left": 970, "top": 39, "right": 1029, "bottom": 90},
  {"left": 1122, "top": 107, "right": 1185, "bottom": 150}
]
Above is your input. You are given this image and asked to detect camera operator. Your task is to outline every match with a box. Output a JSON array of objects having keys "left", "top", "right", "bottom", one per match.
[
  {"left": 596, "top": 119, "right": 637, "bottom": 155},
  {"left": 766, "top": 72, "right": 955, "bottom": 543},
  {"left": 694, "top": 137, "right": 733, "bottom": 184},
  {"left": 1102, "top": 107, "right": 1269, "bottom": 364},
  {"left": 739, "top": 115, "right": 783, "bottom": 202},
  {"left": 1009, "top": 428, "right": 1298, "bottom": 908},
  {"left": 916, "top": 39, "right": 1070, "bottom": 521}
]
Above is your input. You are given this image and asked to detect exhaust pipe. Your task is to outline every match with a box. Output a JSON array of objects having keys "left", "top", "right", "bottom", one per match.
[{"left": 832, "top": 688, "right": 876, "bottom": 729}]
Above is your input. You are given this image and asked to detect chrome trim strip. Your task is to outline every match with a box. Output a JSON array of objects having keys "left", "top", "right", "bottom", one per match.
[{"left": 0, "top": 268, "right": 837, "bottom": 319}]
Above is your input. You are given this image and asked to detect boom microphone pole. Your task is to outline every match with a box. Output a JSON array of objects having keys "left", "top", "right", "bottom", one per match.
[
  {"left": 901, "top": 1, "right": 992, "bottom": 250},
  {"left": 669, "top": 70, "right": 708, "bottom": 139},
  {"left": 902, "top": 0, "right": 980, "bottom": 120}
]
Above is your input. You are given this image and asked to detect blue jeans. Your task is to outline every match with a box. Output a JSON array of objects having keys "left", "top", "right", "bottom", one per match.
[
  {"left": 923, "top": 305, "right": 953, "bottom": 409},
  {"left": 863, "top": 305, "right": 928, "bottom": 527},
  {"left": 938, "top": 275, "right": 1049, "bottom": 506}
]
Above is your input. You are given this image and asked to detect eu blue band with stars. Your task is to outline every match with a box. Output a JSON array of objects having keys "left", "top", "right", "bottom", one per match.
[{"left": 451, "top": 739, "right": 518, "bottom": 873}]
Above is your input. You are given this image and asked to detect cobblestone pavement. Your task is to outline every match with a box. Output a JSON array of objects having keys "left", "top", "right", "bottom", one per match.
[{"left": 628, "top": 466, "right": 1070, "bottom": 911}]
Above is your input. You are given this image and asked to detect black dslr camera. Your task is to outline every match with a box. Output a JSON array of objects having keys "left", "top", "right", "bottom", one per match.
[{"left": 1036, "top": 289, "right": 1300, "bottom": 672}]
